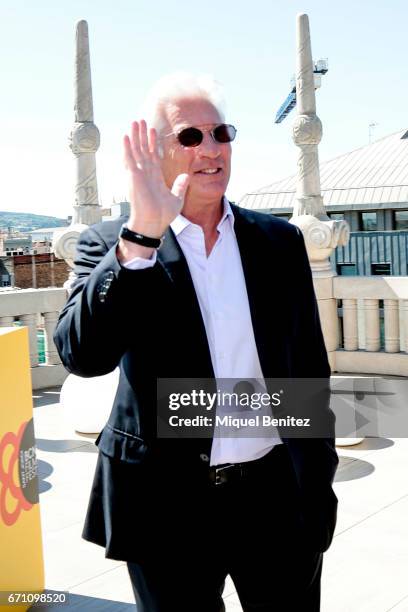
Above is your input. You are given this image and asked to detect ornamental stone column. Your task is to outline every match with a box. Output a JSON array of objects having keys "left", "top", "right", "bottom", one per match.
[
  {"left": 53, "top": 20, "right": 102, "bottom": 289},
  {"left": 289, "top": 13, "right": 350, "bottom": 371}
]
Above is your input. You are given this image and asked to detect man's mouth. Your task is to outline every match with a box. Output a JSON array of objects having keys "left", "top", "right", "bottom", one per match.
[{"left": 195, "top": 168, "right": 222, "bottom": 175}]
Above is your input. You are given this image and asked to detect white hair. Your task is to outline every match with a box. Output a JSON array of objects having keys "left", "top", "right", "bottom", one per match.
[{"left": 141, "top": 72, "right": 227, "bottom": 136}]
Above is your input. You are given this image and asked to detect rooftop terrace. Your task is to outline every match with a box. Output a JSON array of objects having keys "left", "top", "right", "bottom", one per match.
[{"left": 33, "top": 385, "right": 408, "bottom": 611}]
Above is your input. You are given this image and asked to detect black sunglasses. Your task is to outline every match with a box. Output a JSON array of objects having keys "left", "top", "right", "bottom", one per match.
[{"left": 173, "top": 124, "right": 237, "bottom": 147}]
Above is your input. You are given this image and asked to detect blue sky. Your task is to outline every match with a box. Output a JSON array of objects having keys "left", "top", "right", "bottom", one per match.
[{"left": 2, "top": 0, "right": 408, "bottom": 216}]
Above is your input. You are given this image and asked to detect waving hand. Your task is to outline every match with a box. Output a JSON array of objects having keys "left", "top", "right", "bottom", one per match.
[{"left": 123, "top": 120, "right": 189, "bottom": 238}]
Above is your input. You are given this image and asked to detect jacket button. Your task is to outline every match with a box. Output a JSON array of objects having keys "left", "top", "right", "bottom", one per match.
[{"left": 200, "top": 454, "right": 210, "bottom": 462}]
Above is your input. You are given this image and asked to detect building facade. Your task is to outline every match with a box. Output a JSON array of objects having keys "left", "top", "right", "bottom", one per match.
[
  {"left": 240, "top": 129, "right": 408, "bottom": 277},
  {"left": 0, "top": 253, "right": 70, "bottom": 289}
]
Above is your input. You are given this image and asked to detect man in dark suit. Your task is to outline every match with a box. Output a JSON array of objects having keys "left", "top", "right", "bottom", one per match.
[{"left": 54, "top": 73, "right": 338, "bottom": 612}]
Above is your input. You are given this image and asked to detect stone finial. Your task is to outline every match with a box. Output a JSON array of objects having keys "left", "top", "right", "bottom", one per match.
[
  {"left": 290, "top": 13, "right": 349, "bottom": 277},
  {"left": 69, "top": 122, "right": 100, "bottom": 156},
  {"left": 70, "top": 19, "right": 101, "bottom": 220},
  {"left": 74, "top": 20, "right": 94, "bottom": 123},
  {"left": 53, "top": 20, "right": 102, "bottom": 277}
]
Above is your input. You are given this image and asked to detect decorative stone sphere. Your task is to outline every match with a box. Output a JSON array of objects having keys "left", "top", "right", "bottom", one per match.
[
  {"left": 290, "top": 215, "right": 332, "bottom": 262},
  {"left": 70, "top": 122, "right": 100, "bottom": 154},
  {"left": 60, "top": 369, "right": 120, "bottom": 434},
  {"left": 292, "top": 114, "right": 322, "bottom": 146},
  {"left": 52, "top": 224, "right": 88, "bottom": 265}
]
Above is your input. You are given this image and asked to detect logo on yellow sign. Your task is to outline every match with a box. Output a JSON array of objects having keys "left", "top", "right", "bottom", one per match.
[{"left": 0, "top": 419, "right": 38, "bottom": 526}]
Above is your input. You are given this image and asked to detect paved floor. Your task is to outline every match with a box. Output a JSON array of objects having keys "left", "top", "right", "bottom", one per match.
[{"left": 31, "top": 386, "right": 408, "bottom": 611}]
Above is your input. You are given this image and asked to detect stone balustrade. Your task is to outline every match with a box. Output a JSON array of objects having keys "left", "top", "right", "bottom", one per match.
[
  {"left": 332, "top": 276, "right": 408, "bottom": 376},
  {"left": 1, "top": 277, "right": 407, "bottom": 390},
  {"left": 0, "top": 288, "right": 68, "bottom": 389}
]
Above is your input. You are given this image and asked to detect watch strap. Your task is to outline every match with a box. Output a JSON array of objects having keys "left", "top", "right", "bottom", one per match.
[{"left": 119, "top": 224, "right": 165, "bottom": 249}]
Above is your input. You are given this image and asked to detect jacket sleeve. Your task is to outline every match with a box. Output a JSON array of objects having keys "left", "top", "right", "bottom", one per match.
[{"left": 53, "top": 225, "right": 160, "bottom": 378}]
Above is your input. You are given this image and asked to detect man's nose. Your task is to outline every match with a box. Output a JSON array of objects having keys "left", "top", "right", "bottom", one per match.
[{"left": 198, "top": 133, "right": 221, "bottom": 157}]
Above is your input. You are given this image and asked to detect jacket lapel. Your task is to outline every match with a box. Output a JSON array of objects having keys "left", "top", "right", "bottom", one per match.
[
  {"left": 156, "top": 230, "right": 215, "bottom": 452},
  {"left": 231, "top": 204, "right": 286, "bottom": 377},
  {"left": 157, "top": 228, "right": 214, "bottom": 378}
]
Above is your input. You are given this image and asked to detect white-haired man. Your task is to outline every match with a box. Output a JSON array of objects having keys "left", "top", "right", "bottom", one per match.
[{"left": 54, "top": 73, "right": 338, "bottom": 612}]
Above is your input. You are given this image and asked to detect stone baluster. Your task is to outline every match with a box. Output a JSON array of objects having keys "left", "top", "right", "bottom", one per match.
[
  {"left": 401, "top": 300, "right": 408, "bottom": 353},
  {"left": 19, "top": 313, "right": 39, "bottom": 367},
  {"left": 383, "top": 299, "right": 400, "bottom": 353},
  {"left": 342, "top": 299, "right": 358, "bottom": 351},
  {"left": 0, "top": 316, "right": 15, "bottom": 327},
  {"left": 43, "top": 311, "right": 61, "bottom": 365},
  {"left": 364, "top": 299, "right": 380, "bottom": 352}
]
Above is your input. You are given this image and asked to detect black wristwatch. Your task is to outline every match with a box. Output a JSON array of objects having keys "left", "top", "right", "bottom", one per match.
[{"left": 119, "top": 224, "right": 165, "bottom": 249}]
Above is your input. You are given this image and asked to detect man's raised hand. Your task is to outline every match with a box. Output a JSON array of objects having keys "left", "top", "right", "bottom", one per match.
[{"left": 123, "top": 120, "right": 189, "bottom": 238}]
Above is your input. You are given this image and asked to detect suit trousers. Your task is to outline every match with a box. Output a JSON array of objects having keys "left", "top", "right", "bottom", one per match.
[{"left": 126, "top": 444, "right": 323, "bottom": 612}]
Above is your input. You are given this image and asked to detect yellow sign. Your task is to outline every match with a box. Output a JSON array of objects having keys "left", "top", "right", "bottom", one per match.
[{"left": 0, "top": 327, "right": 44, "bottom": 611}]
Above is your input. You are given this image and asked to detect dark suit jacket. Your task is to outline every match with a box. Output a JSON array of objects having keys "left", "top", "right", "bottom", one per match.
[{"left": 54, "top": 203, "right": 338, "bottom": 561}]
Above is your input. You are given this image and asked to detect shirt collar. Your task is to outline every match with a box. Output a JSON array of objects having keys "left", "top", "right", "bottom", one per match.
[{"left": 170, "top": 196, "right": 234, "bottom": 237}]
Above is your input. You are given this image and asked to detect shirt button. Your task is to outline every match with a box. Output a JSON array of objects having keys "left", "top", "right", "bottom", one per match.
[{"left": 200, "top": 454, "right": 210, "bottom": 462}]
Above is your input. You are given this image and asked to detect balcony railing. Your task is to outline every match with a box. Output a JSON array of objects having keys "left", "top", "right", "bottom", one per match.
[
  {"left": 1, "top": 277, "right": 407, "bottom": 390},
  {"left": 333, "top": 276, "right": 408, "bottom": 376},
  {"left": 0, "top": 288, "right": 68, "bottom": 389}
]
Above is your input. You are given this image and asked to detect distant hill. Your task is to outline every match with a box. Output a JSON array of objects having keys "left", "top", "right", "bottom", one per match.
[{"left": 0, "top": 211, "right": 70, "bottom": 232}]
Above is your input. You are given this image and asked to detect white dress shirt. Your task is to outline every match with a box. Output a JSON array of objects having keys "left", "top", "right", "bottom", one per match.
[{"left": 122, "top": 199, "right": 281, "bottom": 465}]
